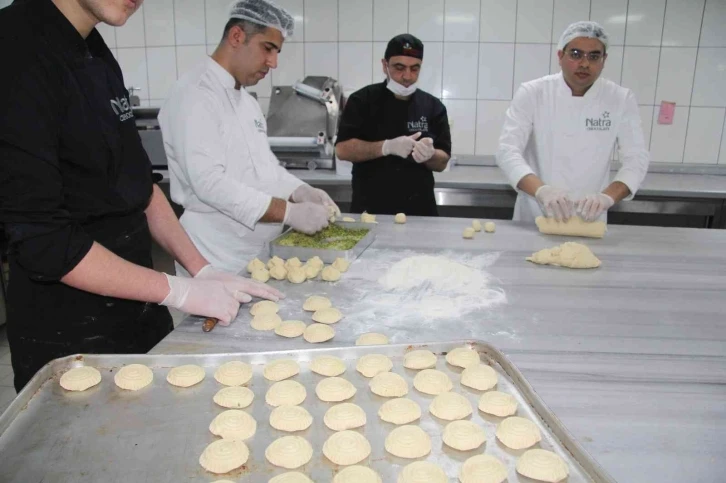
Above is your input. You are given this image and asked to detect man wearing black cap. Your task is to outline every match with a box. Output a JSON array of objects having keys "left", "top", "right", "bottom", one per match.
[{"left": 335, "top": 34, "right": 452, "bottom": 216}]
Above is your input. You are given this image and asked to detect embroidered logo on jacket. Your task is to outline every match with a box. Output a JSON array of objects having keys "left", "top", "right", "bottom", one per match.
[
  {"left": 254, "top": 118, "right": 266, "bottom": 134},
  {"left": 407, "top": 116, "right": 428, "bottom": 132},
  {"left": 585, "top": 111, "right": 611, "bottom": 131},
  {"left": 110, "top": 96, "right": 134, "bottom": 122}
]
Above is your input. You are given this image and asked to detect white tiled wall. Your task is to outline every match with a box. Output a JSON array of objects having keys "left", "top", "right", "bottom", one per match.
[{"left": 81, "top": 0, "right": 726, "bottom": 165}]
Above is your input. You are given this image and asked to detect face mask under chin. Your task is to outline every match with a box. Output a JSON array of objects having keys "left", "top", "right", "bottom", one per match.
[{"left": 386, "top": 68, "right": 418, "bottom": 97}]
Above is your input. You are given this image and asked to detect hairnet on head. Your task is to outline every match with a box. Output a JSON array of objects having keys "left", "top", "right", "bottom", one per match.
[
  {"left": 557, "top": 21, "right": 609, "bottom": 52},
  {"left": 228, "top": 0, "right": 295, "bottom": 38}
]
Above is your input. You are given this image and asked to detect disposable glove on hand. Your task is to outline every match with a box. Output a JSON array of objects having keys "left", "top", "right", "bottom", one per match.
[
  {"left": 160, "top": 274, "right": 245, "bottom": 325},
  {"left": 291, "top": 184, "right": 341, "bottom": 217},
  {"left": 535, "top": 185, "right": 575, "bottom": 221},
  {"left": 412, "top": 137, "right": 435, "bottom": 163},
  {"left": 575, "top": 193, "right": 614, "bottom": 222},
  {"left": 195, "top": 264, "right": 284, "bottom": 302},
  {"left": 284, "top": 201, "right": 329, "bottom": 235},
  {"left": 382, "top": 132, "right": 421, "bottom": 158}
]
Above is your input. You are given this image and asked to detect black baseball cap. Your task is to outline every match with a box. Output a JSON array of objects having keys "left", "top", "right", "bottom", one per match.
[{"left": 384, "top": 34, "right": 424, "bottom": 61}]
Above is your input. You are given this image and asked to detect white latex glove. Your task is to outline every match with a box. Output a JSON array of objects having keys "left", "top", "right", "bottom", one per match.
[
  {"left": 160, "top": 274, "right": 245, "bottom": 325},
  {"left": 382, "top": 132, "right": 422, "bottom": 158},
  {"left": 291, "top": 184, "right": 341, "bottom": 217},
  {"left": 575, "top": 193, "right": 615, "bottom": 222},
  {"left": 195, "top": 264, "right": 284, "bottom": 302},
  {"left": 412, "top": 137, "right": 435, "bottom": 163},
  {"left": 283, "top": 201, "right": 329, "bottom": 235},
  {"left": 535, "top": 185, "right": 575, "bottom": 221}
]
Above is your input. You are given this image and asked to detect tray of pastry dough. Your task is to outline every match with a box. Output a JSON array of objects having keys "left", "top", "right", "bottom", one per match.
[
  {"left": 269, "top": 221, "right": 376, "bottom": 264},
  {"left": 0, "top": 341, "right": 615, "bottom": 483}
]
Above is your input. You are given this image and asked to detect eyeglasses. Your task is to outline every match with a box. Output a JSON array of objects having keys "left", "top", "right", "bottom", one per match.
[{"left": 565, "top": 49, "right": 605, "bottom": 63}]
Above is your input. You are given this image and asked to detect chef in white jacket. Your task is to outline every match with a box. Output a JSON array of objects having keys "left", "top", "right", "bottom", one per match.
[
  {"left": 159, "top": 0, "right": 339, "bottom": 275},
  {"left": 496, "top": 21, "right": 649, "bottom": 224}
]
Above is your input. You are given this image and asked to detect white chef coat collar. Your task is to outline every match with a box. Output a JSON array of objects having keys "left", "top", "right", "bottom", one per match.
[
  {"left": 556, "top": 71, "right": 603, "bottom": 99},
  {"left": 207, "top": 57, "right": 237, "bottom": 90}
]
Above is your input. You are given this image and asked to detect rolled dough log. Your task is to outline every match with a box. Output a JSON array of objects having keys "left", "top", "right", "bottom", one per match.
[{"left": 535, "top": 215, "right": 606, "bottom": 238}]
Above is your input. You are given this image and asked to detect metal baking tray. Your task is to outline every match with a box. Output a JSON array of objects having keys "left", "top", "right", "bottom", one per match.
[
  {"left": 269, "top": 221, "right": 376, "bottom": 264},
  {"left": 0, "top": 341, "right": 614, "bottom": 482}
]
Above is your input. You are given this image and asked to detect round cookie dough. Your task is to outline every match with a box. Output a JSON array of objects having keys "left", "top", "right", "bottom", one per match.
[
  {"left": 403, "top": 350, "right": 437, "bottom": 370},
  {"left": 167, "top": 364, "right": 205, "bottom": 388},
  {"left": 287, "top": 267, "right": 306, "bottom": 284},
  {"left": 263, "top": 359, "right": 300, "bottom": 381},
  {"left": 247, "top": 257, "right": 266, "bottom": 273},
  {"left": 323, "top": 430, "right": 371, "bottom": 466},
  {"left": 303, "top": 295, "right": 332, "bottom": 312},
  {"left": 516, "top": 448, "right": 569, "bottom": 483},
  {"left": 394, "top": 213, "right": 407, "bottom": 224},
  {"left": 269, "top": 404, "right": 313, "bottom": 432},
  {"left": 378, "top": 398, "right": 422, "bottom": 425},
  {"left": 496, "top": 416, "right": 542, "bottom": 449},
  {"left": 442, "top": 420, "right": 486, "bottom": 451},
  {"left": 445, "top": 347, "right": 481, "bottom": 368},
  {"left": 269, "top": 472, "right": 314, "bottom": 483},
  {"left": 385, "top": 425, "right": 431, "bottom": 459},
  {"left": 334, "top": 465, "right": 382, "bottom": 483},
  {"left": 251, "top": 268, "right": 270, "bottom": 283},
  {"left": 284, "top": 257, "right": 303, "bottom": 270},
  {"left": 304, "top": 264, "right": 321, "bottom": 280},
  {"left": 250, "top": 300, "right": 279, "bottom": 316},
  {"left": 397, "top": 461, "right": 447, "bottom": 483},
  {"left": 478, "top": 391, "right": 518, "bottom": 417},
  {"left": 463, "top": 227, "right": 475, "bottom": 239},
  {"left": 369, "top": 372, "right": 408, "bottom": 397},
  {"left": 460, "top": 454, "right": 508, "bottom": 483},
  {"left": 312, "top": 307, "right": 343, "bottom": 324},
  {"left": 460, "top": 364, "right": 498, "bottom": 391},
  {"left": 214, "top": 361, "right": 253, "bottom": 386},
  {"left": 265, "top": 436, "right": 313, "bottom": 469},
  {"left": 310, "top": 355, "right": 346, "bottom": 376},
  {"left": 356, "top": 354, "right": 393, "bottom": 378},
  {"left": 324, "top": 403, "right": 367, "bottom": 431},
  {"left": 267, "top": 256, "right": 285, "bottom": 269},
  {"left": 355, "top": 332, "right": 389, "bottom": 346},
  {"left": 316, "top": 377, "right": 357, "bottom": 402},
  {"left": 332, "top": 258, "right": 350, "bottom": 272},
  {"left": 303, "top": 323, "right": 335, "bottom": 343},
  {"left": 472, "top": 220, "right": 482, "bottom": 232},
  {"left": 199, "top": 439, "right": 249, "bottom": 474},
  {"left": 114, "top": 364, "right": 153, "bottom": 391},
  {"left": 270, "top": 265, "right": 288, "bottom": 280},
  {"left": 321, "top": 265, "right": 341, "bottom": 282},
  {"left": 266, "top": 380, "right": 307, "bottom": 407},
  {"left": 60, "top": 366, "right": 102, "bottom": 392},
  {"left": 275, "top": 320, "right": 306, "bottom": 338},
  {"left": 214, "top": 386, "right": 254, "bottom": 409},
  {"left": 306, "top": 256, "right": 324, "bottom": 269},
  {"left": 251, "top": 313, "right": 283, "bottom": 331},
  {"left": 484, "top": 221, "right": 496, "bottom": 233},
  {"left": 209, "top": 409, "right": 257, "bottom": 441},
  {"left": 360, "top": 212, "right": 377, "bottom": 223},
  {"left": 412, "top": 369, "right": 452, "bottom": 395},
  {"left": 429, "top": 392, "right": 473, "bottom": 421}
]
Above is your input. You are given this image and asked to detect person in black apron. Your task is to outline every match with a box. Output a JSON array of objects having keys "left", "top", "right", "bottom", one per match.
[
  {"left": 335, "top": 34, "right": 452, "bottom": 217},
  {"left": 0, "top": 0, "right": 282, "bottom": 392}
]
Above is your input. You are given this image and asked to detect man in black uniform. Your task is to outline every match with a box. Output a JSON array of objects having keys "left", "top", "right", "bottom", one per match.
[
  {"left": 335, "top": 33, "right": 452, "bottom": 216},
  {"left": 0, "top": 0, "right": 282, "bottom": 392}
]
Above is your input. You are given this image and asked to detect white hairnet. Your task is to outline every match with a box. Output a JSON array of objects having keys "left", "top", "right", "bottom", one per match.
[
  {"left": 557, "top": 21, "right": 609, "bottom": 52},
  {"left": 229, "top": 0, "right": 294, "bottom": 38}
]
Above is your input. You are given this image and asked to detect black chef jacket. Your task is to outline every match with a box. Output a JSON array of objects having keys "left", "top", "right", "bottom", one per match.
[
  {"left": 335, "top": 82, "right": 452, "bottom": 216},
  {"left": 0, "top": 0, "right": 173, "bottom": 391}
]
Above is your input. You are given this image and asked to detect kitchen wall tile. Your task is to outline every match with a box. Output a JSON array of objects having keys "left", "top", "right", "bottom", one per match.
[
  {"left": 372, "top": 42, "right": 388, "bottom": 83},
  {"left": 720, "top": 119, "right": 726, "bottom": 165},
  {"left": 684, "top": 107, "right": 725, "bottom": 164},
  {"left": 478, "top": 43, "right": 515, "bottom": 99},
  {"left": 96, "top": 22, "right": 117, "bottom": 49},
  {"left": 654, "top": 47, "right": 697, "bottom": 106},
  {"left": 516, "top": 0, "right": 554, "bottom": 44},
  {"left": 146, "top": 47, "right": 177, "bottom": 100},
  {"left": 479, "top": 0, "right": 516, "bottom": 43},
  {"left": 373, "top": 0, "right": 408, "bottom": 41},
  {"left": 638, "top": 105, "right": 654, "bottom": 151},
  {"left": 339, "top": 43, "right": 373, "bottom": 94},
  {"left": 551, "top": 0, "right": 592, "bottom": 44},
  {"left": 206, "top": 44, "right": 217, "bottom": 56},
  {"left": 272, "top": 42, "right": 305, "bottom": 86},
  {"left": 662, "top": 0, "right": 705, "bottom": 47},
  {"left": 691, "top": 48, "right": 726, "bottom": 107},
  {"left": 409, "top": 0, "right": 444, "bottom": 42},
  {"left": 144, "top": 0, "right": 175, "bottom": 47},
  {"left": 624, "top": 0, "right": 666, "bottom": 47},
  {"left": 205, "top": 0, "right": 229, "bottom": 45},
  {"left": 443, "top": 43, "right": 479, "bottom": 99},
  {"left": 305, "top": 42, "right": 339, "bottom": 79},
  {"left": 416, "top": 42, "right": 444, "bottom": 98},
  {"left": 116, "top": 5, "right": 146, "bottom": 48},
  {"left": 699, "top": 0, "right": 726, "bottom": 47},
  {"left": 590, "top": 0, "right": 628, "bottom": 45},
  {"left": 174, "top": 0, "right": 206, "bottom": 45},
  {"left": 339, "top": 0, "right": 373, "bottom": 42},
  {"left": 621, "top": 47, "right": 660, "bottom": 105},
  {"left": 275, "top": 0, "right": 305, "bottom": 42},
  {"left": 475, "top": 100, "right": 510, "bottom": 155},
  {"left": 304, "top": 0, "right": 338, "bottom": 41},
  {"left": 650, "top": 105, "right": 690, "bottom": 162},
  {"left": 176, "top": 45, "right": 207, "bottom": 78},
  {"left": 445, "top": 0, "right": 480, "bottom": 42},
  {"left": 117, "top": 48, "right": 149, "bottom": 101},
  {"left": 513, "top": 44, "right": 551, "bottom": 91},
  {"left": 443, "top": 100, "right": 477, "bottom": 154}
]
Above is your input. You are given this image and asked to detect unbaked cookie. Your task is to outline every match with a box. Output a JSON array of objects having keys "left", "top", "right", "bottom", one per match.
[
  {"left": 60, "top": 366, "right": 102, "bottom": 392},
  {"left": 323, "top": 430, "right": 371, "bottom": 465},
  {"left": 114, "top": 364, "right": 153, "bottom": 391}
]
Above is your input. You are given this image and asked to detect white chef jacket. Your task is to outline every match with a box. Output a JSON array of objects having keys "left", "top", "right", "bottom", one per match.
[
  {"left": 496, "top": 73, "right": 649, "bottom": 223},
  {"left": 159, "top": 57, "right": 304, "bottom": 274}
]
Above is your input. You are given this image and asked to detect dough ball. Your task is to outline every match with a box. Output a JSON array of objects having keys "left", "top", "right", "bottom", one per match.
[
  {"left": 333, "top": 465, "right": 382, "bottom": 483},
  {"left": 341, "top": 216, "right": 356, "bottom": 222},
  {"left": 312, "top": 307, "right": 343, "bottom": 324},
  {"left": 332, "top": 257, "right": 350, "bottom": 272},
  {"left": 306, "top": 256, "right": 324, "bottom": 269},
  {"left": 266, "top": 380, "right": 307, "bottom": 407},
  {"left": 166, "top": 364, "right": 205, "bottom": 388},
  {"left": 269, "top": 404, "right": 313, "bottom": 432},
  {"left": 275, "top": 320, "right": 306, "bottom": 338},
  {"left": 304, "top": 264, "right": 321, "bottom": 280},
  {"left": 268, "top": 473, "right": 314, "bottom": 483},
  {"left": 250, "top": 300, "right": 279, "bottom": 316},
  {"left": 270, "top": 264, "right": 288, "bottom": 280},
  {"left": 369, "top": 372, "right": 408, "bottom": 397},
  {"left": 263, "top": 359, "right": 300, "bottom": 381},
  {"left": 360, "top": 211, "right": 377, "bottom": 223},
  {"left": 303, "top": 323, "right": 335, "bottom": 343},
  {"left": 214, "top": 386, "right": 254, "bottom": 409},
  {"left": 209, "top": 409, "right": 257, "bottom": 441},
  {"left": 323, "top": 430, "right": 371, "bottom": 466},
  {"left": 287, "top": 267, "right": 307, "bottom": 284},
  {"left": 460, "top": 454, "right": 508, "bottom": 483},
  {"left": 403, "top": 350, "right": 437, "bottom": 370},
  {"left": 114, "top": 364, "right": 153, "bottom": 391},
  {"left": 316, "top": 376, "right": 357, "bottom": 402},
  {"left": 251, "top": 313, "right": 283, "bottom": 331},
  {"left": 429, "top": 391, "right": 473, "bottom": 421},
  {"left": 267, "top": 256, "right": 285, "bottom": 269},
  {"left": 442, "top": 420, "right": 486, "bottom": 451},
  {"left": 356, "top": 354, "right": 393, "bottom": 378},
  {"left": 355, "top": 332, "right": 389, "bottom": 346},
  {"left": 471, "top": 220, "right": 482, "bottom": 232},
  {"left": 251, "top": 267, "right": 270, "bottom": 283},
  {"left": 397, "top": 461, "right": 447, "bottom": 483},
  {"left": 478, "top": 390, "right": 518, "bottom": 417},
  {"left": 199, "top": 439, "right": 249, "bottom": 474},
  {"left": 394, "top": 213, "right": 407, "bottom": 224},
  {"left": 384, "top": 425, "right": 431, "bottom": 459},
  {"left": 246, "top": 257, "right": 266, "bottom": 273},
  {"left": 324, "top": 402, "right": 367, "bottom": 431},
  {"left": 303, "top": 295, "right": 332, "bottom": 312},
  {"left": 463, "top": 227, "right": 475, "bottom": 239},
  {"left": 495, "top": 416, "right": 542, "bottom": 449},
  {"left": 445, "top": 346, "right": 481, "bottom": 368},
  {"left": 284, "top": 257, "right": 303, "bottom": 270},
  {"left": 484, "top": 221, "right": 496, "bottom": 233},
  {"left": 310, "top": 355, "right": 346, "bottom": 377},
  {"left": 460, "top": 364, "right": 498, "bottom": 391},
  {"left": 516, "top": 448, "right": 569, "bottom": 483},
  {"left": 214, "top": 361, "right": 253, "bottom": 386},
  {"left": 378, "top": 398, "right": 421, "bottom": 425},
  {"left": 526, "top": 241, "right": 601, "bottom": 269},
  {"left": 412, "top": 369, "right": 452, "bottom": 395},
  {"left": 322, "top": 265, "right": 342, "bottom": 282},
  {"left": 265, "top": 436, "right": 313, "bottom": 469},
  {"left": 60, "top": 366, "right": 102, "bottom": 392}
]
